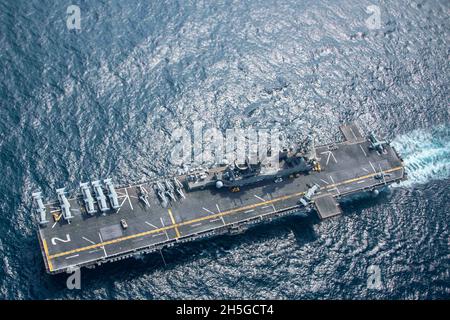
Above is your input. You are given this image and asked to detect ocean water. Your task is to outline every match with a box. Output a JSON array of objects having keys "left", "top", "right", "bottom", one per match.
[{"left": 0, "top": 0, "right": 449, "bottom": 299}]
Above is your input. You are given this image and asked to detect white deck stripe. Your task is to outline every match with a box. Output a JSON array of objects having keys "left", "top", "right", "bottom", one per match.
[
  {"left": 98, "top": 233, "right": 107, "bottom": 257},
  {"left": 65, "top": 254, "right": 79, "bottom": 260},
  {"left": 216, "top": 204, "right": 226, "bottom": 225},
  {"left": 115, "top": 197, "right": 128, "bottom": 214},
  {"left": 254, "top": 195, "right": 266, "bottom": 202},
  {"left": 202, "top": 207, "right": 215, "bottom": 215},
  {"left": 145, "top": 221, "right": 158, "bottom": 229},
  {"left": 349, "top": 127, "right": 357, "bottom": 140},
  {"left": 125, "top": 188, "right": 133, "bottom": 210},
  {"left": 82, "top": 237, "right": 95, "bottom": 245},
  {"left": 160, "top": 217, "right": 169, "bottom": 240},
  {"left": 359, "top": 145, "right": 368, "bottom": 157},
  {"left": 329, "top": 175, "right": 340, "bottom": 194}
]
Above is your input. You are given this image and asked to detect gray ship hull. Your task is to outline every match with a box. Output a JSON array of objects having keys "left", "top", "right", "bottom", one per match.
[{"left": 36, "top": 124, "right": 406, "bottom": 274}]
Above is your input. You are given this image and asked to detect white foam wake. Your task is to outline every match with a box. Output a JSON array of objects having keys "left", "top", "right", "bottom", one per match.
[{"left": 391, "top": 125, "right": 450, "bottom": 187}]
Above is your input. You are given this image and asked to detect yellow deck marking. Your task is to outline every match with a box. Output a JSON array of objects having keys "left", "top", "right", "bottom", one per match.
[
  {"left": 42, "top": 239, "right": 53, "bottom": 272},
  {"left": 46, "top": 166, "right": 404, "bottom": 262},
  {"left": 168, "top": 209, "right": 181, "bottom": 238},
  {"left": 325, "top": 166, "right": 402, "bottom": 190},
  {"left": 53, "top": 213, "right": 62, "bottom": 222}
]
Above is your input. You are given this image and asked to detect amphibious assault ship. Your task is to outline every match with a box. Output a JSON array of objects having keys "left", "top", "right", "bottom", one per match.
[{"left": 33, "top": 124, "right": 406, "bottom": 274}]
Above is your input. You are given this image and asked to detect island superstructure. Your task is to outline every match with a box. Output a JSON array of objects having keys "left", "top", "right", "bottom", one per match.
[{"left": 33, "top": 124, "right": 406, "bottom": 274}]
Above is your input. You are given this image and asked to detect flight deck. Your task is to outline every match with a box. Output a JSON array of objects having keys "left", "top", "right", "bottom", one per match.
[{"left": 35, "top": 124, "right": 406, "bottom": 274}]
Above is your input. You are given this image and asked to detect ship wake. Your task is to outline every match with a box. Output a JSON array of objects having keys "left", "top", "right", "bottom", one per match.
[{"left": 391, "top": 125, "right": 450, "bottom": 187}]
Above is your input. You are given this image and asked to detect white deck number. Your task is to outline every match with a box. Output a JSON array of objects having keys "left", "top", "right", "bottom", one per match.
[{"left": 51, "top": 234, "right": 71, "bottom": 245}]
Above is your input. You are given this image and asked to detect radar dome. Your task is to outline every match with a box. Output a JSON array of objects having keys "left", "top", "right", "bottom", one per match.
[{"left": 215, "top": 181, "right": 224, "bottom": 189}]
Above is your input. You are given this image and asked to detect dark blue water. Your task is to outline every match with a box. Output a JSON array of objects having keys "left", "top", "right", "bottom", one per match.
[{"left": 0, "top": 0, "right": 449, "bottom": 299}]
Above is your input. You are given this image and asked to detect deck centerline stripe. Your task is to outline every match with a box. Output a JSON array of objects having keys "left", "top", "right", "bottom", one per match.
[{"left": 47, "top": 166, "right": 403, "bottom": 260}]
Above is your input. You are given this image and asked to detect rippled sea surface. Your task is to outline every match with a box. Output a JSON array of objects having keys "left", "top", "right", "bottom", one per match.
[{"left": 0, "top": 0, "right": 449, "bottom": 299}]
